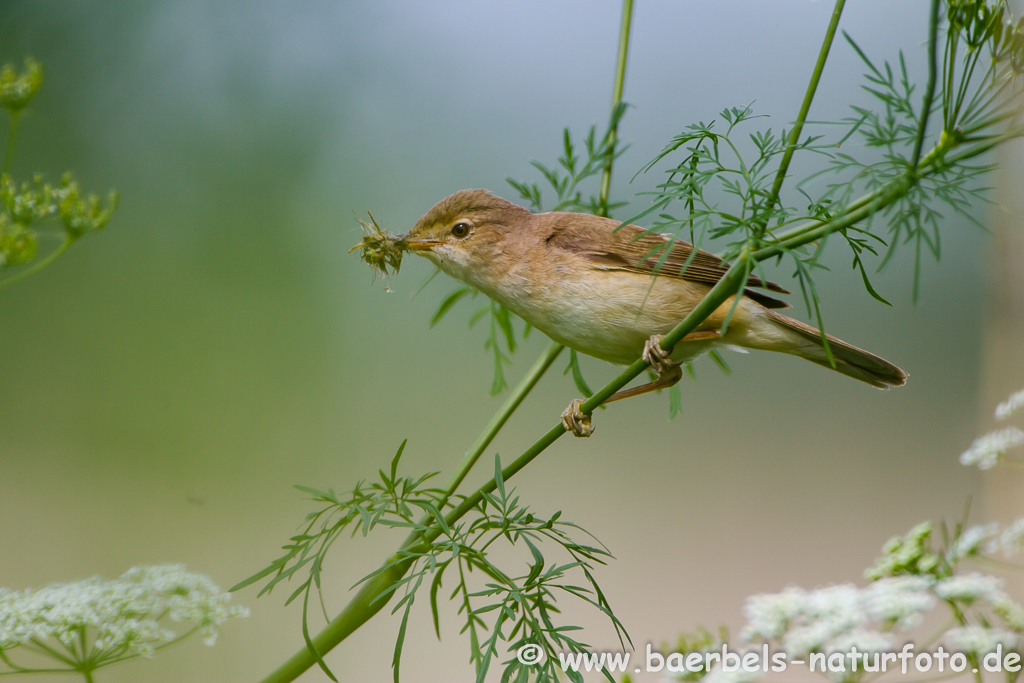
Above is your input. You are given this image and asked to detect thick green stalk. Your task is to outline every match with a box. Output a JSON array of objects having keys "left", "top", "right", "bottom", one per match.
[
  {"left": 256, "top": 552, "right": 417, "bottom": 683},
  {"left": 597, "top": 0, "right": 634, "bottom": 216},
  {"left": 756, "top": 0, "right": 846, "bottom": 238}
]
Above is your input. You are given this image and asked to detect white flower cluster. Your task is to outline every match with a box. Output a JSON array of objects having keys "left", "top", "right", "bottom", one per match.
[
  {"left": 739, "top": 571, "right": 1024, "bottom": 678},
  {"left": 960, "top": 387, "right": 1024, "bottom": 470},
  {"left": 996, "top": 389, "right": 1024, "bottom": 421},
  {"left": 960, "top": 428, "right": 1024, "bottom": 470},
  {"left": 0, "top": 565, "right": 248, "bottom": 661},
  {"left": 947, "top": 523, "right": 1000, "bottom": 563},
  {"left": 933, "top": 572, "right": 1005, "bottom": 603},
  {"left": 994, "top": 594, "right": 1024, "bottom": 631},
  {"left": 990, "top": 518, "right": 1024, "bottom": 557},
  {"left": 943, "top": 625, "right": 1019, "bottom": 655},
  {"left": 740, "top": 577, "right": 936, "bottom": 656}
]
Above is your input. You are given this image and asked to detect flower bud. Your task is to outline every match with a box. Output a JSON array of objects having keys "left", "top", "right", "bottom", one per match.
[
  {"left": 0, "top": 58, "right": 43, "bottom": 112},
  {"left": 0, "top": 214, "right": 38, "bottom": 267}
]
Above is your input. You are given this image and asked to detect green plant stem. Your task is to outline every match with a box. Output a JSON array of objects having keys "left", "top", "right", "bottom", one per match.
[
  {"left": 1, "top": 111, "right": 20, "bottom": 178},
  {"left": 597, "top": 0, "right": 634, "bottom": 217},
  {"left": 0, "top": 236, "right": 74, "bottom": 290},
  {"left": 911, "top": 0, "right": 942, "bottom": 169},
  {"left": 25, "top": 638, "right": 76, "bottom": 667},
  {"left": 756, "top": 0, "right": 846, "bottom": 238},
  {"left": 437, "top": 341, "right": 563, "bottom": 505}
]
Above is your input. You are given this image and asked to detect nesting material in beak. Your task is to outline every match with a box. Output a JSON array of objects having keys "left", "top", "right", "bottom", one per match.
[{"left": 349, "top": 212, "right": 406, "bottom": 280}]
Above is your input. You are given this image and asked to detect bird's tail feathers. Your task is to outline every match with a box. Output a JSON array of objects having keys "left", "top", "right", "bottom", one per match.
[{"left": 765, "top": 310, "right": 908, "bottom": 389}]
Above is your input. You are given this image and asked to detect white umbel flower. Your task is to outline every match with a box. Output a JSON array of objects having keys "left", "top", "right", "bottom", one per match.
[
  {"left": 742, "top": 585, "right": 867, "bottom": 656},
  {"left": 0, "top": 587, "right": 30, "bottom": 647},
  {"left": 996, "top": 389, "right": 1024, "bottom": 420},
  {"left": 992, "top": 517, "right": 1024, "bottom": 557},
  {"left": 0, "top": 565, "right": 247, "bottom": 670},
  {"left": 742, "top": 577, "right": 935, "bottom": 660},
  {"left": 861, "top": 576, "right": 935, "bottom": 630},
  {"left": 741, "top": 587, "right": 809, "bottom": 641},
  {"left": 947, "top": 523, "right": 1000, "bottom": 562},
  {"left": 993, "top": 594, "right": 1024, "bottom": 631},
  {"left": 934, "top": 573, "right": 1005, "bottom": 603},
  {"left": 944, "top": 626, "right": 1019, "bottom": 655},
  {"left": 959, "top": 428, "right": 1024, "bottom": 470}
]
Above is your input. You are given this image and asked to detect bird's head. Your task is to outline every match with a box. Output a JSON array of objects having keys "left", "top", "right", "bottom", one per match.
[{"left": 402, "top": 189, "right": 531, "bottom": 284}]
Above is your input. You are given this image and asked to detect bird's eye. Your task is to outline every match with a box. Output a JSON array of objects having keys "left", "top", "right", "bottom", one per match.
[{"left": 451, "top": 222, "right": 471, "bottom": 238}]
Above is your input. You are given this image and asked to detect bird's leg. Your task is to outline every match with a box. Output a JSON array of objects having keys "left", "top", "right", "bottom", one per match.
[
  {"left": 559, "top": 331, "right": 720, "bottom": 438},
  {"left": 605, "top": 331, "right": 719, "bottom": 403}
]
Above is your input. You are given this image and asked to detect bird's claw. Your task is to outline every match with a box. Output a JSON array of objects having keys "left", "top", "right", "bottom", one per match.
[
  {"left": 642, "top": 334, "right": 677, "bottom": 375},
  {"left": 560, "top": 398, "right": 594, "bottom": 438}
]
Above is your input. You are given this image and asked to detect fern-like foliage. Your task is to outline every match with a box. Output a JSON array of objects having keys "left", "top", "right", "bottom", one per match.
[{"left": 235, "top": 445, "right": 627, "bottom": 683}]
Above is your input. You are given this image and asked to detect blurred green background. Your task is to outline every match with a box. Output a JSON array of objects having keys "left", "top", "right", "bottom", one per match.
[{"left": 0, "top": 1, "right": 1014, "bottom": 681}]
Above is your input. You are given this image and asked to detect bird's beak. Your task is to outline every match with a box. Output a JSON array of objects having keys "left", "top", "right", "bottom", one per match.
[{"left": 401, "top": 234, "right": 439, "bottom": 252}]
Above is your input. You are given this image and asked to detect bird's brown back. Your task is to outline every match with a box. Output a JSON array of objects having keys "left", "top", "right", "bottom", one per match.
[{"left": 539, "top": 211, "right": 790, "bottom": 309}]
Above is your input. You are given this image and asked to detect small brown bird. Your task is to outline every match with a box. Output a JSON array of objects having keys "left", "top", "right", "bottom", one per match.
[{"left": 402, "top": 189, "right": 907, "bottom": 437}]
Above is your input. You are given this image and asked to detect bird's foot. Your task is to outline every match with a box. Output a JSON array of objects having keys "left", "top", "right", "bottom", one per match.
[
  {"left": 642, "top": 335, "right": 679, "bottom": 376},
  {"left": 560, "top": 398, "right": 594, "bottom": 438}
]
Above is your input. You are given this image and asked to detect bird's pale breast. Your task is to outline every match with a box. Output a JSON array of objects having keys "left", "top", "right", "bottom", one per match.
[{"left": 489, "top": 259, "right": 728, "bottom": 365}]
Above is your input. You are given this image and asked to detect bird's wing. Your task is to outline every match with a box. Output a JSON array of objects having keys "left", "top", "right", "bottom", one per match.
[{"left": 544, "top": 214, "right": 791, "bottom": 309}]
